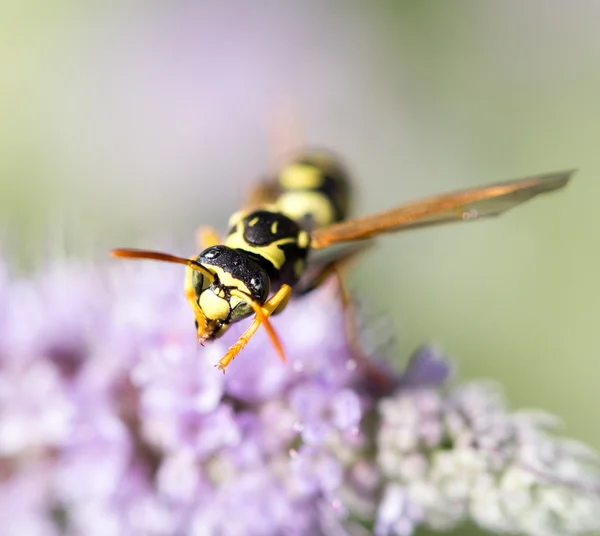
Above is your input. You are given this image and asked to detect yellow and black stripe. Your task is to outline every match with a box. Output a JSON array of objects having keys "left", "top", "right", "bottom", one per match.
[
  {"left": 272, "top": 150, "right": 351, "bottom": 230},
  {"left": 225, "top": 208, "right": 310, "bottom": 287}
]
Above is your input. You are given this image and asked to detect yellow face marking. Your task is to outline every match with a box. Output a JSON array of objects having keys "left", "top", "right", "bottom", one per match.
[
  {"left": 271, "top": 220, "right": 279, "bottom": 235},
  {"left": 195, "top": 264, "right": 254, "bottom": 327},
  {"left": 199, "top": 291, "right": 230, "bottom": 322},
  {"left": 215, "top": 287, "right": 227, "bottom": 299},
  {"left": 249, "top": 217, "right": 259, "bottom": 227},
  {"left": 276, "top": 191, "right": 336, "bottom": 229},
  {"left": 279, "top": 164, "right": 323, "bottom": 190},
  {"left": 209, "top": 265, "right": 252, "bottom": 296}
]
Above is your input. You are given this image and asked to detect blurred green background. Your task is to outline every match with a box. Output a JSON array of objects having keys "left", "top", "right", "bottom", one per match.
[{"left": 2, "top": 2, "right": 599, "bottom": 534}]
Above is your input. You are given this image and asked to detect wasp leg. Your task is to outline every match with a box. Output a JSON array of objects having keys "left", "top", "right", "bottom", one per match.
[
  {"left": 299, "top": 259, "right": 359, "bottom": 343},
  {"left": 331, "top": 265, "right": 358, "bottom": 345},
  {"left": 294, "top": 249, "right": 362, "bottom": 351},
  {"left": 297, "top": 253, "right": 393, "bottom": 391},
  {"left": 216, "top": 284, "right": 292, "bottom": 372},
  {"left": 196, "top": 226, "right": 222, "bottom": 250},
  {"left": 329, "top": 267, "right": 394, "bottom": 391},
  {"left": 184, "top": 262, "right": 209, "bottom": 341}
]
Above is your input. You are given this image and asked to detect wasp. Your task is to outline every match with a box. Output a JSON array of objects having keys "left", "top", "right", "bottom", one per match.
[{"left": 111, "top": 152, "right": 574, "bottom": 372}]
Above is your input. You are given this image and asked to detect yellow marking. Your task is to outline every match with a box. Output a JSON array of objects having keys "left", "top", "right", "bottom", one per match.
[
  {"left": 279, "top": 164, "right": 322, "bottom": 190},
  {"left": 297, "top": 230, "right": 309, "bottom": 249},
  {"left": 276, "top": 191, "right": 336, "bottom": 229},
  {"left": 199, "top": 291, "right": 230, "bottom": 322},
  {"left": 249, "top": 217, "right": 259, "bottom": 227},
  {"left": 271, "top": 220, "right": 279, "bottom": 235},
  {"left": 229, "top": 204, "right": 279, "bottom": 228},
  {"left": 193, "top": 263, "right": 256, "bottom": 326},
  {"left": 225, "top": 233, "right": 296, "bottom": 271},
  {"left": 228, "top": 210, "right": 247, "bottom": 228},
  {"left": 229, "top": 295, "right": 244, "bottom": 309},
  {"left": 215, "top": 287, "right": 226, "bottom": 299},
  {"left": 209, "top": 265, "right": 252, "bottom": 296}
]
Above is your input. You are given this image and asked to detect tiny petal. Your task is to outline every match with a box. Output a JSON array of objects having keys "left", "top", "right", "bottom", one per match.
[
  {"left": 398, "top": 345, "right": 452, "bottom": 388},
  {"left": 331, "top": 389, "right": 362, "bottom": 431},
  {"left": 377, "top": 378, "right": 600, "bottom": 535},
  {"left": 375, "top": 484, "right": 420, "bottom": 536}
]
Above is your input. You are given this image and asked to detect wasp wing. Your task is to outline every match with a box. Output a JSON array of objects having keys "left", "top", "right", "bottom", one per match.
[
  {"left": 242, "top": 98, "right": 305, "bottom": 211},
  {"left": 242, "top": 179, "right": 281, "bottom": 210},
  {"left": 309, "top": 170, "right": 574, "bottom": 249}
]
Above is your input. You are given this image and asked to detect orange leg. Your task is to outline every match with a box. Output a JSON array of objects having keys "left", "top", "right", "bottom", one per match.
[
  {"left": 295, "top": 248, "right": 362, "bottom": 347},
  {"left": 330, "top": 265, "right": 359, "bottom": 349},
  {"left": 330, "top": 269, "right": 395, "bottom": 393},
  {"left": 306, "top": 259, "right": 393, "bottom": 392},
  {"left": 216, "top": 284, "right": 292, "bottom": 372}
]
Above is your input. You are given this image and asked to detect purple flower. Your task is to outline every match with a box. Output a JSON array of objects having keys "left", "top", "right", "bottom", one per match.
[{"left": 0, "top": 254, "right": 598, "bottom": 536}]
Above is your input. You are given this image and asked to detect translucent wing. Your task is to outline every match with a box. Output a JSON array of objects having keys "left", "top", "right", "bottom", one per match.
[
  {"left": 309, "top": 170, "right": 574, "bottom": 249},
  {"left": 242, "top": 180, "right": 281, "bottom": 210},
  {"left": 242, "top": 96, "right": 305, "bottom": 211}
]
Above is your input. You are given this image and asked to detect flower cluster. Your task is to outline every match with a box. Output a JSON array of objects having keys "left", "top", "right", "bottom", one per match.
[
  {"left": 376, "top": 380, "right": 600, "bottom": 536},
  {"left": 0, "top": 256, "right": 598, "bottom": 536}
]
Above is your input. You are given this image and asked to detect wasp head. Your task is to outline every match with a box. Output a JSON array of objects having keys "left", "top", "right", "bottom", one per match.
[{"left": 189, "top": 245, "right": 271, "bottom": 341}]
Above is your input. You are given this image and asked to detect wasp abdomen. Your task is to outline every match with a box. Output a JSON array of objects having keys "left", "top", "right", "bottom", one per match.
[{"left": 274, "top": 150, "right": 351, "bottom": 230}]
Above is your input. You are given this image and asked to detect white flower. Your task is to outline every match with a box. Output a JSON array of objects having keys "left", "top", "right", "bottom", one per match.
[{"left": 376, "top": 382, "right": 600, "bottom": 536}]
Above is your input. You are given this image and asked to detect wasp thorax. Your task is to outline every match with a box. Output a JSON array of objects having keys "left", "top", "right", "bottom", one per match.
[
  {"left": 192, "top": 246, "right": 271, "bottom": 338},
  {"left": 225, "top": 209, "right": 310, "bottom": 287}
]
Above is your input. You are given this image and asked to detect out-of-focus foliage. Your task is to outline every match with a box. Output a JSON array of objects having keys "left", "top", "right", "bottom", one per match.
[{"left": 2, "top": 3, "right": 599, "bottom": 534}]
